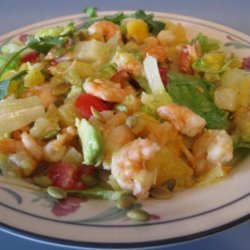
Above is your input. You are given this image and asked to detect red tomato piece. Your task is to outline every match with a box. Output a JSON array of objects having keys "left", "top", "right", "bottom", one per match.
[
  {"left": 20, "top": 51, "right": 40, "bottom": 64},
  {"left": 179, "top": 46, "right": 194, "bottom": 74},
  {"left": 110, "top": 70, "right": 130, "bottom": 86},
  {"left": 75, "top": 93, "right": 110, "bottom": 119},
  {"left": 48, "top": 163, "right": 85, "bottom": 190},
  {"left": 158, "top": 66, "right": 168, "bottom": 85}
]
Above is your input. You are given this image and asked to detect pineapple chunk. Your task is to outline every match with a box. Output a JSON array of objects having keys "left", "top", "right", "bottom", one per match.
[
  {"left": 147, "top": 147, "right": 193, "bottom": 189},
  {"left": 24, "top": 68, "right": 45, "bottom": 87},
  {"left": 127, "top": 19, "right": 149, "bottom": 44},
  {"left": 214, "top": 87, "right": 238, "bottom": 111}
]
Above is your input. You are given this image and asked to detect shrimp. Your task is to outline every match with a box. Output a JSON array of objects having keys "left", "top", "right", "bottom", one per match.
[
  {"left": 83, "top": 78, "right": 135, "bottom": 103},
  {"left": 43, "top": 126, "right": 76, "bottom": 162},
  {"left": 192, "top": 130, "right": 233, "bottom": 176},
  {"left": 103, "top": 125, "right": 135, "bottom": 169},
  {"left": 112, "top": 51, "right": 143, "bottom": 77},
  {"left": 142, "top": 44, "right": 167, "bottom": 63},
  {"left": 88, "top": 20, "right": 119, "bottom": 40},
  {"left": 22, "top": 83, "right": 57, "bottom": 108},
  {"left": 111, "top": 138, "right": 160, "bottom": 199},
  {"left": 158, "top": 103, "right": 206, "bottom": 137},
  {"left": 0, "top": 138, "right": 26, "bottom": 154},
  {"left": 21, "top": 132, "right": 44, "bottom": 161}
]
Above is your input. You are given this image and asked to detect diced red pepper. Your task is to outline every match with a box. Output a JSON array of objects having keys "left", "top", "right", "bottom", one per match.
[
  {"left": 158, "top": 66, "right": 168, "bottom": 85},
  {"left": 20, "top": 51, "right": 40, "bottom": 64},
  {"left": 48, "top": 163, "right": 94, "bottom": 190},
  {"left": 75, "top": 93, "right": 110, "bottom": 119}
]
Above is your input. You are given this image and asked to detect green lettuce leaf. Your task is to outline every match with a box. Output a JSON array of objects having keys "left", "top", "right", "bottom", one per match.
[
  {"left": 167, "top": 71, "right": 229, "bottom": 129},
  {"left": 192, "top": 33, "right": 220, "bottom": 53}
]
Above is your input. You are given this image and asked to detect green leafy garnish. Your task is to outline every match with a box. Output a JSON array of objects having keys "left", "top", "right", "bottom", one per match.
[
  {"left": 167, "top": 71, "right": 229, "bottom": 129},
  {"left": 35, "top": 22, "right": 75, "bottom": 39},
  {"left": 0, "top": 53, "right": 21, "bottom": 74},
  {"left": 83, "top": 6, "right": 98, "bottom": 18},
  {"left": 131, "top": 10, "right": 165, "bottom": 35},
  {"left": 26, "top": 36, "right": 65, "bottom": 54},
  {"left": 0, "top": 36, "right": 65, "bottom": 78},
  {"left": 104, "top": 12, "right": 126, "bottom": 25},
  {"left": 81, "top": 8, "right": 165, "bottom": 35},
  {"left": 192, "top": 33, "right": 220, "bottom": 54},
  {"left": 67, "top": 187, "right": 132, "bottom": 201},
  {"left": 0, "top": 70, "right": 27, "bottom": 100}
]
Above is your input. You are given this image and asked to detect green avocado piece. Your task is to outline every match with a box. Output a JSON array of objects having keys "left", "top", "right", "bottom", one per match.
[{"left": 76, "top": 118, "right": 104, "bottom": 166}]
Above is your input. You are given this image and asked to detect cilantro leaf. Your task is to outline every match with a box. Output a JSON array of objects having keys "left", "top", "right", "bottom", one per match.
[
  {"left": 167, "top": 71, "right": 229, "bottom": 129},
  {"left": 0, "top": 36, "right": 65, "bottom": 78},
  {"left": 83, "top": 6, "right": 98, "bottom": 18},
  {"left": 0, "top": 70, "right": 27, "bottom": 100},
  {"left": 104, "top": 12, "right": 126, "bottom": 25},
  {"left": 131, "top": 10, "right": 165, "bottom": 35},
  {"left": 26, "top": 36, "right": 65, "bottom": 54}
]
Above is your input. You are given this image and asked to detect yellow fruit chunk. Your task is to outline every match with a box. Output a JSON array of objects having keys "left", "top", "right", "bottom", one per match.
[
  {"left": 147, "top": 147, "right": 194, "bottom": 189},
  {"left": 127, "top": 19, "right": 149, "bottom": 44},
  {"left": 24, "top": 68, "right": 45, "bottom": 87},
  {"left": 203, "top": 53, "right": 225, "bottom": 71}
]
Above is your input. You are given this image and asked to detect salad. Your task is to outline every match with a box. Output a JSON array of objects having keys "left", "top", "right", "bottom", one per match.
[{"left": 0, "top": 8, "right": 249, "bottom": 222}]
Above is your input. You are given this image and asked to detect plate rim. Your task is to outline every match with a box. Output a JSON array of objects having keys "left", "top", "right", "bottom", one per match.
[
  {"left": 1, "top": 215, "right": 250, "bottom": 249},
  {"left": 0, "top": 10, "right": 249, "bottom": 248}
]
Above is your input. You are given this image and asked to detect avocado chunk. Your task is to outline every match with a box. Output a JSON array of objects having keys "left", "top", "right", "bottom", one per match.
[{"left": 76, "top": 118, "right": 104, "bottom": 166}]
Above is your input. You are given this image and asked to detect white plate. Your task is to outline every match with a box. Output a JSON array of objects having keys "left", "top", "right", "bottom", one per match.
[{"left": 0, "top": 11, "right": 249, "bottom": 249}]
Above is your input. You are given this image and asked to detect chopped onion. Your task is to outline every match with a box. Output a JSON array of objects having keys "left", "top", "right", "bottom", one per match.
[{"left": 0, "top": 96, "right": 45, "bottom": 135}]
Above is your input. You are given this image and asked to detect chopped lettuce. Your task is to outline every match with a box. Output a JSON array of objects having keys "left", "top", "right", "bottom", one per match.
[
  {"left": 192, "top": 33, "right": 220, "bottom": 53},
  {"left": 68, "top": 187, "right": 131, "bottom": 201},
  {"left": 141, "top": 55, "right": 172, "bottom": 116},
  {"left": 167, "top": 71, "right": 229, "bottom": 129},
  {"left": 192, "top": 52, "right": 232, "bottom": 74},
  {"left": 35, "top": 22, "right": 75, "bottom": 38},
  {"left": 76, "top": 118, "right": 104, "bottom": 166},
  {"left": 0, "top": 96, "right": 45, "bottom": 135}
]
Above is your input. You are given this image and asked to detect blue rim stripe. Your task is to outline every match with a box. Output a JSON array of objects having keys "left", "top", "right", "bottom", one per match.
[{"left": 1, "top": 215, "right": 249, "bottom": 249}]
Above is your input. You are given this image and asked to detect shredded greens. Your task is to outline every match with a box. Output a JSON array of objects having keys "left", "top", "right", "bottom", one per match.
[{"left": 167, "top": 71, "right": 229, "bottom": 129}]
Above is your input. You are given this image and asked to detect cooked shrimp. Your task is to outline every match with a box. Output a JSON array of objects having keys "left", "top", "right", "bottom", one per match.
[
  {"left": 83, "top": 78, "right": 135, "bottom": 103},
  {"left": 142, "top": 44, "right": 167, "bottom": 63},
  {"left": 88, "top": 20, "right": 119, "bottom": 40},
  {"left": 0, "top": 138, "right": 26, "bottom": 154},
  {"left": 112, "top": 51, "right": 143, "bottom": 76},
  {"left": 43, "top": 126, "right": 76, "bottom": 162},
  {"left": 22, "top": 83, "right": 57, "bottom": 108},
  {"left": 111, "top": 138, "right": 160, "bottom": 199},
  {"left": 158, "top": 103, "right": 206, "bottom": 137},
  {"left": 192, "top": 130, "right": 233, "bottom": 176},
  {"left": 103, "top": 125, "right": 135, "bottom": 169},
  {"left": 21, "top": 132, "right": 44, "bottom": 161}
]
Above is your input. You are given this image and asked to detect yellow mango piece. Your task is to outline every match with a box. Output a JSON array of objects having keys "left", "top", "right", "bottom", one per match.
[
  {"left": 127, "top": 19, "right": 149, "bottom": 44},
  {"left": 24, "top": 68, "right": 45, "bottom": 87},
  {"left": 203, "top": 53, "right": 225, "bottom": 71},
  {"left": 238, "top": 77, "right": 250, "bottom": 107},
  {"left": 147, "top": 147, "right": 194, "bottom": 189}
]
